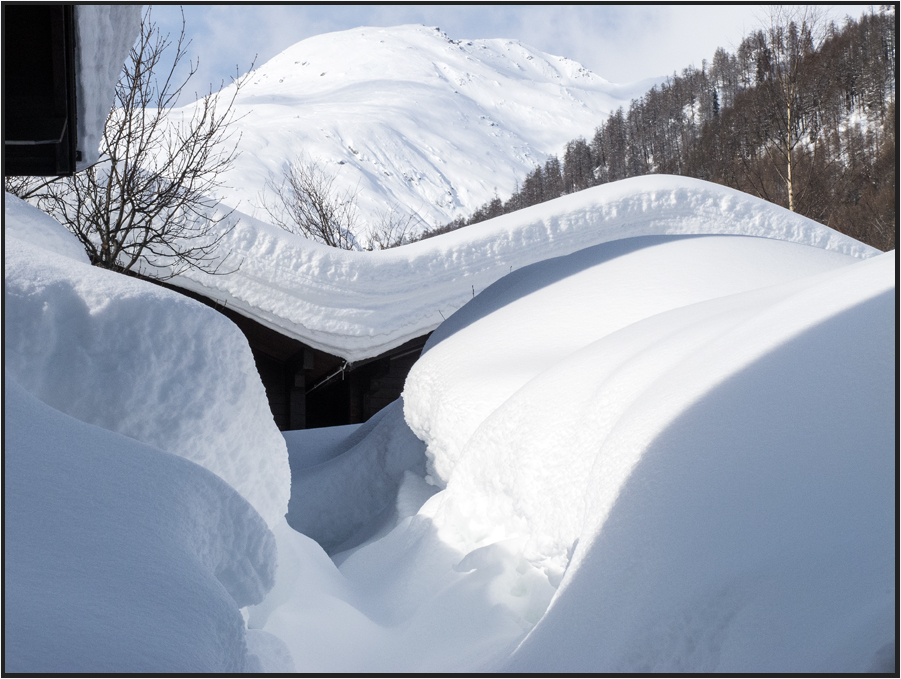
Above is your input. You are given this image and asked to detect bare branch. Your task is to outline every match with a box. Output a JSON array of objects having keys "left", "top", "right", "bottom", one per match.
[
  {"left": 258, "top": 155, "right": 361, "bottom": 250},
  {"left": 365, "top": 204, "right": 422, "bottom": 250},
  {"left": 24, "top": 8, "right": 251, "bottom": 280}
]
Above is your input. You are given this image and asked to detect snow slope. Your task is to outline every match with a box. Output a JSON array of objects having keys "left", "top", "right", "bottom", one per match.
[
  {"left": 167, "top": 175, "right": 878, "bottom": 362},
  {"left": 4, "top": 193, "right": 296, "bottom": 671},
  {"left": 404, "top": 235, "right": 861, "bottom": 488},
  {"left": 499, "top": 251, "right": 896, "bottom": 673},
  {"left": 4, "top": 377, "right": 277, "bottom": 673},
  {"left": 186, "top": 24, "right": 651, "bottom": 231},
  {"left": 4, "top": 193, "right": 290, "bottom": 528},
  {"left": 247, "top": 229, "right": 894, "bottom": 672}
]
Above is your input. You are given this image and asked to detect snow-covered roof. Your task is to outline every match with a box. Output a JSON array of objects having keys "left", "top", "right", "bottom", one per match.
[
  {"left": 5, "top": 171, "right": 893, "bottom": 672},
  {"left": 74, "top": 6, "right": 142, "bottom": 169},
  {"left": 168, "top": 175, "right": 878, "bottom": 362},
  {"left": 281, "top": 216, "right": 894, "bottom": 672}
]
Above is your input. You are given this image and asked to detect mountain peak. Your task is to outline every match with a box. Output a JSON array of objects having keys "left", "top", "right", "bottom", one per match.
[{"left": 205, "top": 25, "right": 635, "bottom": 236}]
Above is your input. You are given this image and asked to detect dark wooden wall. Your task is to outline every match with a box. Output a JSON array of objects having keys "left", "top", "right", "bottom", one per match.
[{"left": 150, "top": 278, "right": 428, "bottom": 430}]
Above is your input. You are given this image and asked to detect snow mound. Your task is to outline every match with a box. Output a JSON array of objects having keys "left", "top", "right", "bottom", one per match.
[
  {"left": 4, "top": 377, "right": 277, "bottom": 673},
  {"left": 500, "top": 251, "right": 895, "bottom": 672},
  {"left": 169, "top": 176, "right": 877, "bottom": 362},
  {"left": 251, "top": 233, "right": 893, "bottom": 672},
  {"left": 404, "top": 234, "right": 861, "bottom": 486},
  {"left": 195, "top": 24, "right": 647, "bottom": 230},
  {"left": 4, "top": 192, "right": 90, "bottom": 262},
  {"left": 4, "top": 196, "right": 290, "bottom": 528}
]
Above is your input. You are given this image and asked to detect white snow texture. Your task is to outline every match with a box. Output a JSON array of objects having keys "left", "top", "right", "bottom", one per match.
[
  {"left": 74, "top": 5, "right": 142, "bottom": 169},
  {"left": 167, "top": 175, "right": 877, "bottom": 362},
  {"left": 4, "top": 377, "right": 276, "bottom": 673},
  {"left": 4, "top": 194, "right": 294, "bottom": 672},
  {"left": 3, "top": 21, "right": 894, "bottom": 670},
  {"left": 4, "top": 194, "right": 291, "bottom": 529},
  {"left": 242, "top": 187, "right": 893, "bottom": 672},
  {"left": 187, "top": 24, "right": 656, "bottom": 231}
]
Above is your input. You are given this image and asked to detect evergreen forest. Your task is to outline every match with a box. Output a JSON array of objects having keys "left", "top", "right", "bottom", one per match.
[{"left": 420, "top": 8, "right": 896, "bottom": 251}]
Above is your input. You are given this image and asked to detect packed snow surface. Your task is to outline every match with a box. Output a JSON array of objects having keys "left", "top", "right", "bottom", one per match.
[
  {"left": 168, "top": 175, "right": 877, "bottom": 362},
  {"left": 4, "top": 193, "right": 290, "bottom": 528},
  {"left": 191, "top": 24, "right": 653, "bottom": 231}
]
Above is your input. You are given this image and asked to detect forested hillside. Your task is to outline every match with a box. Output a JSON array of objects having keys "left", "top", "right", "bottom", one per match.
[{"left": 423, "top": 8, "right": 896, "bottom": 251}]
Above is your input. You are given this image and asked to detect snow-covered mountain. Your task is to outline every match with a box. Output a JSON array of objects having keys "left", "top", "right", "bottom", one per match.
[{"left": 198, "top": 24, "right": 653, "bottom": 234}]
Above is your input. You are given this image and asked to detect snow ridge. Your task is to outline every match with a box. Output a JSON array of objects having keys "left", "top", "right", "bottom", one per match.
[{"left": 168, "top": 175, "right": 878, "bottom": 362}]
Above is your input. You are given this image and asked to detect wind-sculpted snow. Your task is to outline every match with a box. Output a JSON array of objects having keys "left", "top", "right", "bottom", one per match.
[
  {"left": 169, "top": 176, "right": 877, "bottom": 362},
  {"left": 286, "top": 400, "right": 431, "bottom": 554},
  {"left": 4, "top": 195, "right": 290, "bottom": 528},
  {"left": 500, "top": 252, "right": 895, "bottom": 672},
  {"left": 4, "top": 377, "right": 277, "bottom": 673},
  {"left": 189, "top": 24, "right": 648, "bottom": 230},
  {"left": 404, "top": 234, "right": 860, "bottom": 487},
  {"left": 248, "top": 230, "right": 893, "bottom": 672}
]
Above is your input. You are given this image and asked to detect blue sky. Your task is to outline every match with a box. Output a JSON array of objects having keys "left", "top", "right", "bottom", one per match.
[{"left": 150, "top": 4, "right": 870, "bottom": 101}]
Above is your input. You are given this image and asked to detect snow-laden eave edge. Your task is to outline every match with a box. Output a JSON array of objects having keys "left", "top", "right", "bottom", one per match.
[
  {"left": 167, "top": 273, "right": 442, "bottom": 362},
  {"left": 166, "top": 176, "right": 880, "bottom": 362}
]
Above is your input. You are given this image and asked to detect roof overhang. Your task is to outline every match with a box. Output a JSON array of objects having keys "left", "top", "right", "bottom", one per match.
[{"left": 3, "top": 4, "right": 79, "bottom": 176}]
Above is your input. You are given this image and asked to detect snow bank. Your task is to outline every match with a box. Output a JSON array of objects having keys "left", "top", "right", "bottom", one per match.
[
  {"left": 249, "top": 229, "right": 892, "bottom": 672},
  {"left": 4, "top": 194, "right": 290, "bottom": 528},
  {"left": 404, "top": 234, "right": 860, "bottom": 486},
  {"left": 4, "top": 377, "right": 276, "bottom": 673},
  {"left": 4, "top": 193, "right": 89, "bottom": 262},
  {"left": 500, "top": 251, "right": 895, "bottom": 672},
  {"left": 286, "top": 400, "right": 430, "bottom": 553},
  {"left": 169, "top": 175, "right": 877, "bottom": 362},
  {"left": 75, "top": 5, "right": 142, "bottom": 169}
]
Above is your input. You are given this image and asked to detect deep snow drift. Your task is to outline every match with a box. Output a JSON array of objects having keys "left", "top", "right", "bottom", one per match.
[
  {"left": 248, "top": 223, "right": 894, "bottom": 671},
  {"left": 4, "top": 194, "right": 290, "bottom": 528},
  {"left": 4, "top": 195, "right": 291, "bottom": 670},
  {"left": 167, "top": 175, "right": 877, "bottom": 362},
  {"left": 184, "top": 24, "right": 654, "bottom": 231},
  {"left": 4, "top": 179, "right": 894, "bottom": 672}
]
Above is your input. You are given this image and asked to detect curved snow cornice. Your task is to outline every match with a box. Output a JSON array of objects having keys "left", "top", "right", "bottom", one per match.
[{"left": 168, "top": 176, "right": 878, "bottom": 362}]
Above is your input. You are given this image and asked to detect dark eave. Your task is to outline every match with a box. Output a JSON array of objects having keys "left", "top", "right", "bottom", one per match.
[{"left": 3, "top": 4, "right": 79, "bottom": 176}]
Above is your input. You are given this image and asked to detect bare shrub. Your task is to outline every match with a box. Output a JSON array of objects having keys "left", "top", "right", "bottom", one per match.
[
  {"left": 259, "top": 156, "right": 360, "bottom": 250},
  {"left": 33, "top": 8, "right": 250, "bottom": 279}
]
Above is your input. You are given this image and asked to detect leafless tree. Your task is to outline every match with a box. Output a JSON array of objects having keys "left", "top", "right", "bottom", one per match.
[
  {"left": 749, "top": 6, "right": 829, "bottom": 212},
  {"left": 34, "top": 8, "right": 250, "bottom": 279},
  {"left": 4, "top": 175, "right": 43, "bottom": 199},
  {"left": 259, "top": 156, "right": 361, "bottom": 250},
  {"left": 365, "top": 205, "right": 421, "bottom": 250}
]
